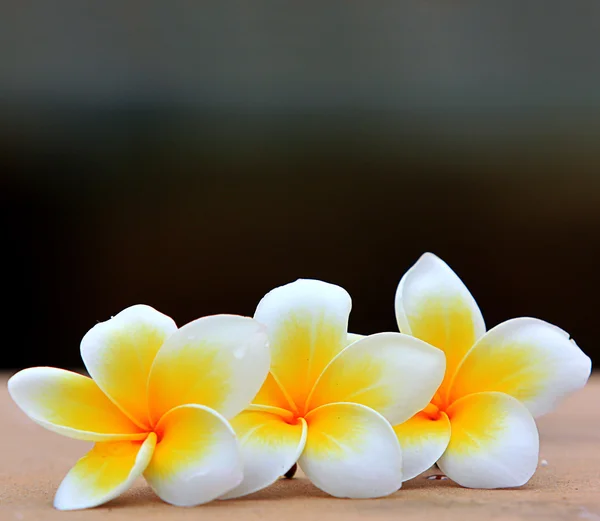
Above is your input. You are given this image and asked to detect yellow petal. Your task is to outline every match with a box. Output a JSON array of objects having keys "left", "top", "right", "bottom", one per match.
[
  {"left": 147, "top": 315, "right": 270, "bottom": 424},
  {"left": 144, "top": 404, "right": 243, "bottom": 506},
  {"left": 53, "top": 434, "right": 156, "bottom": 510},
  {"left": 307, "top": 332, "right": 445, "bottom": 425},
  {"left": 254, "top": 279, "right": 351, "bottom": 412},
  {"left": 8, "top": 368, "right": 146, "bottom": 441},
  {"left": 395, "top": 253, "right": 485, "bottom": 399},
  {"left": 448, "top": 318, "right": 592, "bottom": 417},
  {"left": 222, "top": 410, "right": 307, "bottom": 499},
  {"left": 393, "top": 408, "right": 451, "bottom": 481},
  {"left": 81, "top": 304, "right": 177, "bottom": 429},
  {"left": 252, "top": 373, "right": 295, "bottom": 411},
  {"left": 300, "top": 402, "right": 403, "bottom": 498},
  {"left": 438, "top": 392, "right": 539, "bottom": 489}
]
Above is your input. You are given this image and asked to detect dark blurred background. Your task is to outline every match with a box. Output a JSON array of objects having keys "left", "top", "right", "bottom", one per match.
[{"left": 2, "top": 2, "right": 599, "bottom": 370}]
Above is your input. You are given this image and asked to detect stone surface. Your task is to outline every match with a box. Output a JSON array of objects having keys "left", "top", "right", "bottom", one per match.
[{"left": 1, "top": 373, "right": 598, "bottom": 521}]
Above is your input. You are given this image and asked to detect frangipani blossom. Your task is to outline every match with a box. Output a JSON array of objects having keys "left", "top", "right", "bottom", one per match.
[
  {"left": 389, "top": 253, "right": 592, "bottom": 488},
  {"left": 222, "top": 279, "right": 446, "bottom": 499},
  {"left": 8, "top": 305, "right": 270, "bottom": 510}
]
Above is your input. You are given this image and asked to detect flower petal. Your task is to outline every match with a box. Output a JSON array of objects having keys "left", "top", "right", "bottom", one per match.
[
  {"left": 221, "top": 410, "right": 307, "bottom": 499},
  {"left": 393, "top": 409, "right": 451, "bottom": 481},
  {"left": 147, "top": 315, "right": 270, "bottom": 423},
  {"left": 449, "top": 318, "right": 592, "bottom": 417},
  {"left": 437, "top": 392, "right": 539, "bottom": 489},
  {"left": 81, "top": 304, "right": 177, "bottom": 429},
  {"left": 306, "top": 333, "right": 445, "bottom": 425},
  {"left": 345, "top": 333, "right": 364, "bottom": 346},
  {"left": 395, "top": 253, "right": 485, "bottom": 396},
  {"left": 8, "top": 368, "right": 145, "bottom": 441},
  {"left": 252, "top": 373, "right": 295, "bottom": 411},
  {"left": 144, "top": 404, "right": 243, "bottom": 506},
  {"left": 254, "top": 279, "right": 351, "bottom": 412},
  {"left": 54, "top": 434, "right": 156, "bottom": 510},
  {"left": 299, "top": 402, "right": 403, "bottom": 498}
]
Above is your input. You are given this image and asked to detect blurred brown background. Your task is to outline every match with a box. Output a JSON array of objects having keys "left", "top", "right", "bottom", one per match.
[{"left": 2, "top": 1, "right": 599, "bottom": 370}]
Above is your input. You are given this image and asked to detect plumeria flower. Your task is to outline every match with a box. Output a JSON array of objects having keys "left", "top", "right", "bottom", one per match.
[
  {"left": 388, "top": 253, "right": 592, "bottom": 488},
  {"left": 8, "top": 305, "right": 270, "bottom": 510},
  {"left": 221, "top": 279, "right": 446, "bottom": 499}
]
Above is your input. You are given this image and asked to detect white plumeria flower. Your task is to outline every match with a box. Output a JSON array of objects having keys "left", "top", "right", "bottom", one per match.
[
  {"left": 387, "top": 253, "right": 592, "bottom": 488},
  {"left": 221, "top": 279, "right": 446, "bottom": 499},
  {"left": 8, "top": 305, "right": 270, "bottom": 510}
]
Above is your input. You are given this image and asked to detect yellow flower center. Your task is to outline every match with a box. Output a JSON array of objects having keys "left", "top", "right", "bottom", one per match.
[
  {"left": 422, "top": 402, "right": 443, "bottom": 421},
  {"left": 284, "top": 411, "right": 304, "bottom": 426}
]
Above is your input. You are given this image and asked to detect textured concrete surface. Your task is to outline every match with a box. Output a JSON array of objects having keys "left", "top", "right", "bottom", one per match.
[{"left": 1, "top": 373, "right": 598, "bottom": 521}]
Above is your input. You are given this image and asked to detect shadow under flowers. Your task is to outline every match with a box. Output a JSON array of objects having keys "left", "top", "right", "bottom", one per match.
[
  {"left": 229, "top": 477, "right": 331, "bottom": 501},
  {"left": 99, "top": 477, "right": 330, "bottom": 510},
  {"left": 102, "top": 470, "right": 535, "bottom": 511}
]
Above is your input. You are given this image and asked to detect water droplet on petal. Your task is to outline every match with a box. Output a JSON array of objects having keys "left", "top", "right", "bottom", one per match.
[
  {"left": 233, "top": 347, "right": 247, "bottom": 359},
  {"left": 427, "top": 474, "right": 448, "bottom": 480}
]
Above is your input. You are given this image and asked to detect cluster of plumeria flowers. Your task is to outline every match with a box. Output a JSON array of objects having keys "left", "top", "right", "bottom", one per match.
[{"left": 8, "top": 253, "right": 591, "bottom": 510}]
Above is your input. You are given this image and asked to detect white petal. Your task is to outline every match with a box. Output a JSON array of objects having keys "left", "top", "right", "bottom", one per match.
[
  {"left": 299, "top": 402, "right": 403, "bottom": 498},
  {"left": 438, "top": 392, "right": 539, "bottom": 489},
  {"left": 144, "top": 404, "right": 243, "bottom": 506},
  {"left": 395, "top": 253, "right": 485, "bottom": 397},
  {"left": 254, "top": 279, "right": 351, "bottom": 411},
  {"left": 393, "top": 409, "right": 451, "bottom": 481},
  {"left": 81, "top": 304, "right": 177, "bottom": 429},
  {"left": 221, "top": 410, "right": 307, "bottom": 499},
  {"left": 345, "top": 333, "right": 365, "bottom": 346},
  {"left": 147, "top": 315, "right": 270, "bottom": 423},
  {"left": 8, "top": 367, "right": 144, "bottom": 441},
  {"left": 54, "top": 434, "right": 156, "bottom": 510},
  {"left": 449, "top": 318, "right": 592, "bottom": 417},
  {"left": 307, "top": 332, "right": 445, "bottom": 425}
]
